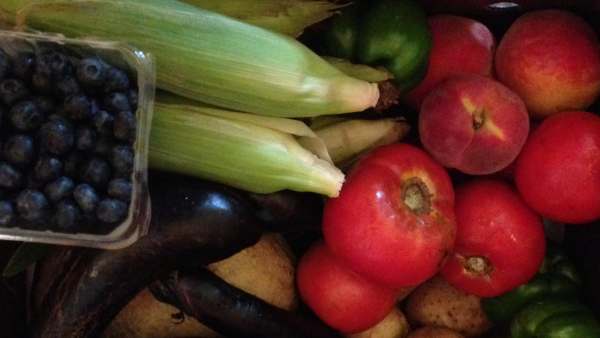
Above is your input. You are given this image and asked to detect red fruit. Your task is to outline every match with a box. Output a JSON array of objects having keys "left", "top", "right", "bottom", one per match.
[
  {"left": 515, "top": 111, "right": 600, "bottom": 223},
  {"left": 405, "top": 15, "right": 495, "bottom": 109},
  {"left": 323, "top": 143, "right": 456, "bottom": 288},
  {"left": 441, "top": 179, "right": 546, "bottom": 297},
  {"left": 296, "top": 242, "right": 398, "bottom": 334}
]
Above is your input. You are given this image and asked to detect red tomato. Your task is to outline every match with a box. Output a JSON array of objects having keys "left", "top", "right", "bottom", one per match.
[
  {"left": 515, "top": 111, "right": 600, "bottom": 224},
  {"left": 323, "top": 143, "right": 456, "bottom": 288},
  {"left": 441, "top": 179, "right": 546, "bottom": 297},
  {"left": 296, "top": 242, "right": 398, "bottom": 334}
]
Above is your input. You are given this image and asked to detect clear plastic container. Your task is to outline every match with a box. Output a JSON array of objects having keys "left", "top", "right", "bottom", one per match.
[{"left": 0, "top": 30, "right": 155, "bottom": 249}]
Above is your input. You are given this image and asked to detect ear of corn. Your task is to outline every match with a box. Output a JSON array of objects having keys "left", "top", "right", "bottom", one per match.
[
  {"left": 312, "top": 117, "right": 410, "bottom": 165},
  {"left": 2, "top": 0, "right": 379, "bottom": 118},
  {"left": 182, "top": 0, "right": 343, "bottom": 37},
  {"left": 325, "top": 57, "right": 394, "bottom": 83},
  {"left": 149, "top": 94, "right": 344, "bottom": 197}
]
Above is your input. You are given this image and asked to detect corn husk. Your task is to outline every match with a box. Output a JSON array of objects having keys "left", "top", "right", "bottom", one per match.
[
  {"left": 0, "top": 0, "right": 378, "bottom": 118},
  {"left": 325, "top": 57, "right": 394, "bottom": 83},
  {"left": 149, "top": 95, "right": 344, "bottom": 197},
  {"left": 183, "top": 0, "right": 343, "bottom": 37}
]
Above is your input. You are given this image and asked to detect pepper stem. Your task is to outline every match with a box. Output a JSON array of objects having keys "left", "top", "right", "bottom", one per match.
[
  {"left": 465, "top": 256, "right": 493, "bottom": 276},
  {"left": 402, "top": 177, "right": 432, "bottom": 215}
]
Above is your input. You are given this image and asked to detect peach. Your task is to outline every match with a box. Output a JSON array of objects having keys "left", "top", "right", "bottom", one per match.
[
  {"left": 419, "top": 75, "right": 529, "bottom": 175},
  {"left": 495, "top": 10, "right": 600, "bottom": 118},
  {"left": 404, "top": 15, "right": 495, "bottom": 109}
]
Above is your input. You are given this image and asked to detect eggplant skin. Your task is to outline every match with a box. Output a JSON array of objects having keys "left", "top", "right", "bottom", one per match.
[
  {"left": 31, "top": 172, "right": 263, "bottom": 338},
  {"left": 152, "top": 269, "right": 341, "bottom": 338},
  {"left": 0, "top": 242, "right": 26, "bottom": 338}
]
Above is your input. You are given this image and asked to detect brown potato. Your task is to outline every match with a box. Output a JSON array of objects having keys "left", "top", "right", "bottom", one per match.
[
  {"left": 405, "top": 276, "right": 491, "bottom": 337},
  {"left": 347, "top": 308, "right": 410, "bottom": 338},
  {"left": 408, "top": 326, "right": 465, "bottom": 338},
  {"left": 104, "top": 233, "right": 296, "bottom": 338}
]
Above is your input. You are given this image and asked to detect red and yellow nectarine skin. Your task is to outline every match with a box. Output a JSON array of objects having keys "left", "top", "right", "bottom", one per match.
[
  {"left": 404, "top": 15, "right": 495, "bottom": 109},
  {"left": 495, "top": 10, "right": 600, "bottom": 118},
  {"left": 296, "top": 242, "right": 398, "bottom": 334},
  {"left": 419, "top": 75, "right": 529, "bottom": 175},
  {"left": 515, "top": 111, "right": 600, "bottom": 224}
]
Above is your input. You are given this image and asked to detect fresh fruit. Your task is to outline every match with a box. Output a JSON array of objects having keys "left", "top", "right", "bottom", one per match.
[
  {"left": 495, "top": 9, "right": 600, "bottom": 118},
  {"left": 419, "top": 75, "right": 529, "bottom": 175},
  {"left": 297, "top": 242, "right": 398, "bottom": 334},
  {"left": 406, "top": 276, "right": 491, "bottom": 337},
  {"left": 405, "top": 15, "right": 495, "bottom": 109},
  {"left": 441, "top": 179, "right": 546, "bottom": 297},
  {"left": 323, "top": 143, "right": 456, "bottom": 288},
  {"left": 515, "top": 111, "right": 600, "bottom": 223}
]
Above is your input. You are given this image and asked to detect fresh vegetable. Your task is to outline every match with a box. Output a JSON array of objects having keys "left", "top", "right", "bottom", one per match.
[
  {"left": 1, "top": 0, "right": 379, "bottom": 117},
  {"left": 482, "top": 245, "right": 581, "bottom": 323},
  {"left": 30, "top": 172, "right": 264, "bottom": 338},
  {"left": 323, "top": 143, "right": 456, "bottom": 288},
  {"left": 404, "top": 15, "right": 495, "bottom": 109},
  {"left": 510, "top": 298, "right": 600, "bottom": 338},
  {"left": 151, "top": 268, "right": 341, "bottom": 338},
  {"left": 313, "top": 117, "right": 409, "bottom": 166},
  {"left": 107, "top": 233, "right": 297, "bottom": 338},
  {"left": 0, "top": 242, "right": 26, "bottom": 338},
  {"left": 324, "top": 57, "right": 394, "bottom": 83},
  {"left": 407, "top": 327, "right": 465, "bottom": 338},
  {"left": 515, "top": 111, "right": 600, "bottom": 224},
  {"left": 347, "top": 308, "right": 410, "bottom": 338},
  {"left": 406, "top": 276, "right": 491, "bottom": 337},
  {"left": 316, "top": 0, "right": 431, "bottom": 91},
  {"left": 297, "top": 242, "right": 398, "bottom": 334},
  {"left": 441, "top": 179, "right": 545, "bottom": 297},
  {"left": 183, "top": 0, "right": 343, "bottom": 37},
  {"left": 149, "top": 96, "right": 344, "bottom": 197}
]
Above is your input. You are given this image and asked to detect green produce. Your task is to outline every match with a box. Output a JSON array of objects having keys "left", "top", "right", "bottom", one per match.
[
  {"left": 324, "top": 57, "right": 394, "bottom": 83},
  {"left": 0, "top": 0, "right": 379, "bottom": 117},
  {"left": 510, "top": 298, "right": 600, "bottom": 338},
  {"left": 182, "top": 0, "right": 343, "bottom": 37},
  {"left": 483, "top": 245, "right": 581, "bottom": 323},
  {"left": 149, "top": 96, "right": 344, "bottom": 197},
  {"left": 316, "top": 0, "right": 431, "bottom": 91}
]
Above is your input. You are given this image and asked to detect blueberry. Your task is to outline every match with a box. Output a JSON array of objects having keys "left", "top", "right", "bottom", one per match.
[
  {"left": 73, "top": 184, "right": 98, "bottom": 213},
  {"left": 128, "top": 89, "right": 138, "bottom": 111},
  {"left": 33, "top": 157, "right": 63, "bottom": 182},
  {"left": 10, "top": 100, "right": 43, "bottom": 131},
  {"left": 32, "top": 72, "right": 51, "bottom": 93},
  {"left": 13, "top": 51, "right": 35, "bottom": 81},
  {"left": 0, "top": 162, "right": 22, "bottom": 189},
  {"left": 36, "top": 50, "right": 73, "bottom": 80},
  {"left": 4, "top": 134, "right": 34, "bottom": 165},
  {"left": 77, "top": 57, "right": 106, "bottom": 89},
  {"left": 63, "top": 94, "right": 91, "bottom": 121},
  {"left": 107, "top": 178, "right": 132, "bottom": 202},
  {"left": 110, "top": 145, "right": 134, "bottom": 178},
  {"left": 44, "top": 176, "right": 75, "bottom": 203},
  {"left": 96, "top": 198, "right": 127, "bottom": 223},
  {"left": 25, "top": 174, "right": 44, "bottom": 190},
  {"left": 103, "top": 67, "right": 130, "bottom": 93},
  {"left": 0, "top": 49, "right": 10, "bottom": 80},
  {"left": 103, "top": 92, "right": 130, "bottom": 113},
  {"left": 80, "top": 157, "right": 111, "bottom": 188},
  {"left": 64, "top": 152, "right": 83, "bottom": 179},
  {"left": 93, "top": 135, "right": 113, "bottom": 156},
  {"left": 32, "top": 96, "right": 55, "bottom": 115},
  {"left": 92, "top": 110, "right": 114, "bottom": 135},
  {"left": 54, "top": 76, "right": 81, "bottom": 98},
  {"left": 53, "top": 199, "right": 81, "bottom": 232},
  {"left": 16, "top": 189, "right": 48, "bottom": 222},
  {"left": 113, "top": 111, "right": 136, "bottom": 143},
  {"left": 0, "top": 201, "right": 14, "bottom": 226},
  {"left": 75, "top": 126, "right": 96, "bottom": 151},
  {"left": 0, "top": 79, "right": 29, "bottom": 105},
  {"left": 39, "top": 118, "right": 74, "bottom": 155}
]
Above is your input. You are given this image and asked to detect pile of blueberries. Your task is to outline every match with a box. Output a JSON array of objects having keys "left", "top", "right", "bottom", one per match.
[{"left": 0, "top": 45, "right": 137, "bottom": 234}]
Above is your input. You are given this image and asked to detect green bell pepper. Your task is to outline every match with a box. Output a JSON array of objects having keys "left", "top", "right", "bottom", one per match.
[
  {"left": 510, "top": 298, "right": 600, "bottom": 338},
  {"left": 319, "top": 0, "right": 431, "bottom": 92},
  {"left": 483, "top": 245, "right": 581, "bottom": 323}
]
